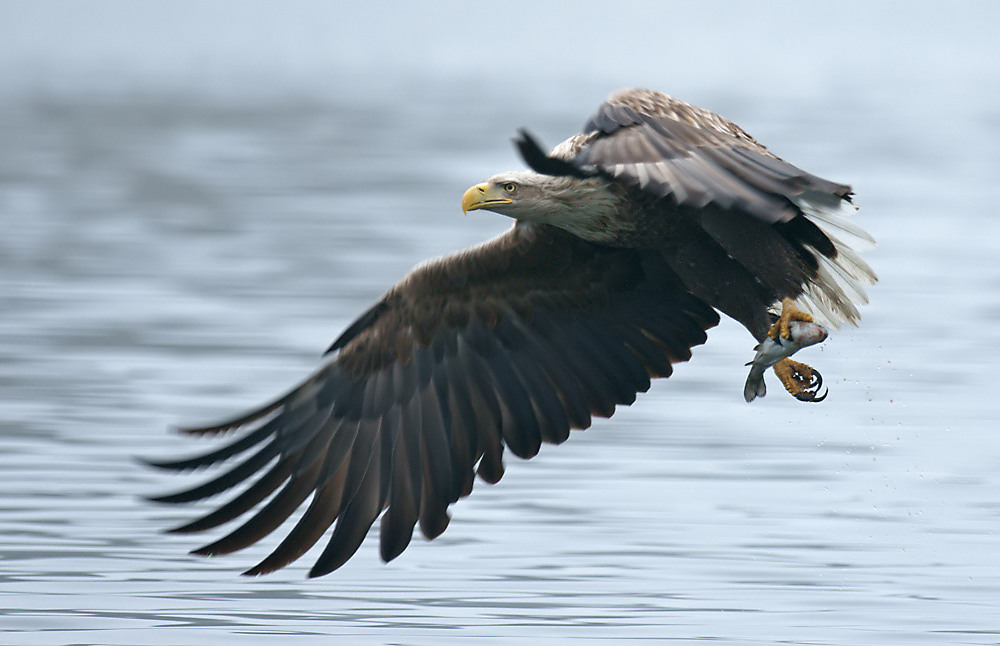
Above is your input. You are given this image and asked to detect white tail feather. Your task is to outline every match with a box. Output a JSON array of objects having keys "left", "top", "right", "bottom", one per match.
[
  {"left": 793, "top": 191, "right": 876, "bottom": 251},
  {"left": 787, "top": 194, "right": 878, "bottom": 328}
]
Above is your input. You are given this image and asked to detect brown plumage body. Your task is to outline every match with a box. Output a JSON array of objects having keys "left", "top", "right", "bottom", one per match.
[{"left": 149, "top": 89, "right": 876, "bottom": 577}]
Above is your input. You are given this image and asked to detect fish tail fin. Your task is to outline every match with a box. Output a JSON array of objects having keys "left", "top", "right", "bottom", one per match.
[{"left": 744, "top": 369, "right": 767, "bottom": 403}]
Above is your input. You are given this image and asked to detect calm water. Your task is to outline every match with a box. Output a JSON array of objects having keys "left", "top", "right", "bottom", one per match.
[{"left": 3, "top": 7, "right": 1000, "bottom": 644}]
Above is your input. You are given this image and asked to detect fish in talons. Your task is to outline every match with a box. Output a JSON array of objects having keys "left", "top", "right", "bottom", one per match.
[{"left": 744, "top": 320, "right": 829, "bottom": 403}]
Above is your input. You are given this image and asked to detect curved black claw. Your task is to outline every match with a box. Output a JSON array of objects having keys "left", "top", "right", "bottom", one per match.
[{"left": 792, "top": 366, "right": 828, "bottom": 403}]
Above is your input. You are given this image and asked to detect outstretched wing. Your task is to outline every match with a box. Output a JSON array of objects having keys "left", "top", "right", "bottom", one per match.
[
  {"left": 147, "top": 223, "right": 719, "bottom": 577},
  {"left": 516, "top": 89, "right": 877, "bottom": 330}
]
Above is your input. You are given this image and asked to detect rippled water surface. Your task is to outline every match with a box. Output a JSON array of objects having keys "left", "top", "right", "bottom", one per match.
[{"left": 3, "top": 4, "right": 1000, "bottom": 644}]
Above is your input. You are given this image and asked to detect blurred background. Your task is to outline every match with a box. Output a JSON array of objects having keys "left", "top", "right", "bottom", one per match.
[{"left": 2, "top": 2, "right": 999, "bottom": 644}]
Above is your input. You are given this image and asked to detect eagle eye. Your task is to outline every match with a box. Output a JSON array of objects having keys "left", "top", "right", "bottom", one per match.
[{"left": 502, "top": 182, "right": 518, "bottom": 193}]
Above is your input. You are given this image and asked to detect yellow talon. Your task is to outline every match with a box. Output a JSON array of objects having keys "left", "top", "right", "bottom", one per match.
[
  {"left": 768, "top": 297, "right": 814, "bottom": 341},
  {"left": 773, "top": 357, "right": 827, "bottom": 402}
]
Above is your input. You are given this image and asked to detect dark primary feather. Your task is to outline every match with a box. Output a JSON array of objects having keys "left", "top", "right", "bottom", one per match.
[
  {"left": 514, "top": 129, "right": 594, "bottom": 180},
  {"left": 150, "top": 223, "right": 719, "bottom": 576}
]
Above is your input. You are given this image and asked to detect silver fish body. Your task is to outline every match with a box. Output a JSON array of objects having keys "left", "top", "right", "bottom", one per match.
[{"left": 743, "top": 320, "right": 829, "bottom": 403}]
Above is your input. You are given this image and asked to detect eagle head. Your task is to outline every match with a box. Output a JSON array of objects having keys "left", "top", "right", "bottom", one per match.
[{"left": 461, "top": 171, "right": 624, "bottom": 243}]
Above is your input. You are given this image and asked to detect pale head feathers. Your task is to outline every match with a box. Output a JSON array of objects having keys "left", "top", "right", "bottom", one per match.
[{"left": 480, "top": 171, "right": 629, "bottom": 244}]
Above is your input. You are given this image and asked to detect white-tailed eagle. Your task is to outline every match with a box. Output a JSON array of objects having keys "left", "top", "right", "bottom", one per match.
[{"left": 149, "top": 89, "right": 876, "bottom": 577}]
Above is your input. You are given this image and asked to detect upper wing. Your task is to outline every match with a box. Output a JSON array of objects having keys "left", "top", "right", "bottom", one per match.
[
  {"left": 516, "top": 91, "right": 877, "bottom": 329},
  {"left": 147, "top": 223, "right": 719, "bottom": 577},
  {"left": 572, "top": 93, "right": 852, "bottom": 224}
]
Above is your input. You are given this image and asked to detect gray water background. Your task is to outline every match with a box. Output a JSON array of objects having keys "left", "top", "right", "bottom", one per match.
[{"left": 2, "top": 2, "right": 1000, "bottom": 644}]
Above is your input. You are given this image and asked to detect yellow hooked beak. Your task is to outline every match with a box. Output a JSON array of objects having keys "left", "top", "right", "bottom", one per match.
[{"left": 461, "top": 182, "right": 513, "bottom": 214}]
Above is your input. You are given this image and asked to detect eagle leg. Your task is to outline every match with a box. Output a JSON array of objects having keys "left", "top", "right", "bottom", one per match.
[
  {"left": 769, "top": 298, "right": 813, "bottom": 341},
  {"left": 767, "top": 299, "right": 827, "bottom": 402}
]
